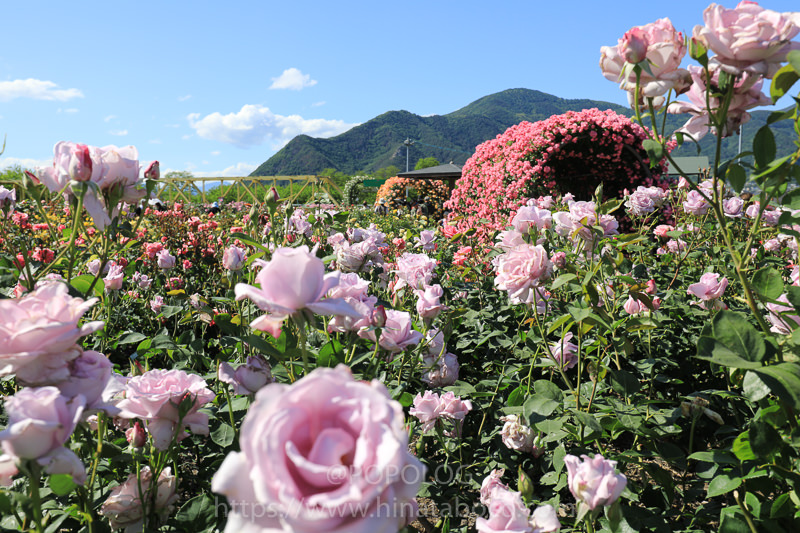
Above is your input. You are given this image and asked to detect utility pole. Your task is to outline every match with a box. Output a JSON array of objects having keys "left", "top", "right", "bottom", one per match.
[{"left": 404, "top": 139, "right": 414, "bottom": 172}]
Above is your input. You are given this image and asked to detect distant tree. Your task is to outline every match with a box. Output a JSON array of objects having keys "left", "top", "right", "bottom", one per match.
[
  {"left": 374, "top": 165, "right": 400, "bottom": 180},
  {"left": 164, "top": 170, "right": 195, "bottom": 180},
  {"left": 414, "top": 157, "right": 440, "bottom": 170}
]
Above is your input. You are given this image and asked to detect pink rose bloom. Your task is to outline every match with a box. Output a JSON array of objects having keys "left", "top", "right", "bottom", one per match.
[
  {"left": 0, "top": 387, "right": 86, "bottom": 483},
  {"left": 222, "top": 245, "right": 247, "bottom": 271},
  {"left": 666, "top": 238, "right": 687, "bottom": 253},
  {"left": 766, "top": 294, "right": 800, "bottom": 334},
  {"left": 693, "top": 2, "right": 800, "bottom": 78},
  {"left": 103, "top": 263, "right": 125, "bottom": 291},
  {"left": 327, "top": 232, "right": 347, "bottom": 248},
  {"left": 360, "top": 309, "right": 423, "bottom": 353},
  {"left": 494, "top": 244, "right": 553, "bottom": 305},
  {"left": 654, "top": 224, "right": 674, "bottom": 238},
  {"left": 600, "top": 18, "right": 690, "bottom": 102},
  {"left": 668, "top": 65, "right": 771, "bottom": 140},
  {"left": 99, "top": 466, "right": 177, "bottom": 531},
  {"left": 762, "top": 208, "right": 782, "bottom": 227},
  {"left": 475, "top": 486, "right": 531, "bottom": 533},
  {"left": 116, "top": 368, "right": 215, "bottom": 450},
  {"left": 687, "top": 272, "right": 728, "bottom": 310},
  {"left": 392, "top": 237, "right": 407, "bottom": 251},
  {"left": 480, "top": 469, "right": 509, "bottom": 506},
  {"left": 235, "top": 245, "right": 360, "bottom": 338},
  {"left": 530, "top": 504, "right": 561, "bottom": 533},
  {"left": 218, "top": 354, "right": 274, "bottom": 395},
  {"left": 0, "top": 283, "right": 103, "bottom": 385},
  {"left": 683, "top": 190, "right": 710, "bottom": 215},
  {"left": 791, "top": 265, "right": 800, "bottom": 286},
  {"left": 327, "top": 272, "right": 371, "bottom": 301},
  {"left": 565, "top": 454, "right": 627, "bottom": 510},
  {"left": 335, "top": 240, "right": 383, "bottom": 273},
  {"left": 410, "top": 390, "right": 444, "bottom": 432},
  {"left": 421, "top": 351, "right": 460, "bottom": 387},
  {"left": 553, "top": 201, "right": 602, "bottom": 241},
  {"left": 416, "top": 284, "right": 447, "bottom": 319},
  {"left": 0, "top": 185, "right": 16, "bottom": 218},
  {"left": 496, "top": 230, "right": 526, "bottom": 252},
  {"left": 620, "top": 26, "right": 648, "bottom": 63},
  {"left": 550, "top": 332, "right": 578, "bottom": 369},
  {"left": 441, "top": 224, "right": 459, "bottom": 238},
  {"left": 0, "top": 455, "right": 17, "bottom": 487},
  {"left": 764, "top": 238, "right": 782, "bottom": 252},
  {"left": 150, "top": 295, "right": 164, "bottom": 314},
  {"left": 55, "top": 350, "right": 113, "bottom": 410},
  {"left": 723, "top": 197, "right": 745, "bottom": 218},
  {"left": 511, "top": 205, "right": 552, "bottom": 233},
  {"left": 439, "top": 391, "right": 472, "bottom": 421},
  {"left": 394, "top": 252, "right": 437, "bottom": 291},
  {"left": 499, "top": 414, "right": 540, "bottom": 455},
  {"left": 452, "top": 245, "right": 473, "bottom": 266},
  {"left": 133, "top": 271, "right": 152, "bottom": 289},
  {"left": 415, "top": 229, "right": 436, "bottom": 252},
  {"left": 327, "top": 296, "right": 376, "bottom": 334},
  {"left": 156, "top": 249, "right": 176, "bottom": 270},
  {"left": 212, "top": 365, "right": 424, "bottom": 533},
  {"left": 625, "top": 186, "right": 666, "bottom": 217},
  {"left": 536, "top": 195, "right": 555, "bottom": 208}
]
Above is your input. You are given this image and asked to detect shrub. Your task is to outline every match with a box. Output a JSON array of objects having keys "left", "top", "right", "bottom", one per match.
[
  {"left": 445, "top": 108, "right": 669, "bottom": 240},
  {"left": 375, "top": 176, "right": 449, "bottom": 220}
]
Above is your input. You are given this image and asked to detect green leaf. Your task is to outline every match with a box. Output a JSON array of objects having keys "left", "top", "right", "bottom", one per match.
[
  {"left": 48, "top": 474, "right": 76, "bottom": 496},
  {"left": 719, "top": 508, "right": 750, "bottom": 533},
  {"left": 726, "top": 163, "right": 747, "bottom": 193},
  {"left": 696, "top": 336, "right": 763, "bottom": 369},
  {"left": 507, "top": 386, "right": 526, "bottom": 407},
  {"left": 687, "top": 451, "right": 738, "bottom": 464},
  {"left": 696, "top": 311, "right": 767, "bottom": 368},
  {"left": 69, "top": 274, "right": 104, "bottom": 297},
  {"left": 749, "top": 420, "right": 781, "bottom": 459},
  {"left": 753, "top": 126, "right": 776, "bottom": 169},
  {"left": 642, "top": 139, "right": 665, "bottom": 165},
  {"left": 707, "top": 474, "right": 742, "bottom": 498},
  {"left": 317, "top": 339, "right": 344, "bottom": 367},
  {"left": 550, "top": 274, "right": 577, "bottom": 290},
  {"left": 174, "top": 494, "right": 217, "bottom": 529},
  {"left": 523, "top": 396, "right": 560, "bottom": 422},
  {"left": 752, "top": 362, "right": 800, "bottom": 411},
  {"left": 732, "top": 431, "right": 756, "bottom": 461},
  {"left": 608, "top": 369, "right": 641, "bottom": 396},
  {"left": 788, "top": 50, "right": 800, "bottom": 75},
  {"left": 160, "top": 305, "right": 184, "bottom": 319},
  {"left": 573, "top": 410, "right": 603, "bottom": 439},
  {"left": 770, "top": 63, "right": 800, "bottom": 103},
  {"left": 117, "top": 331, "right": 147, "bottom": 345},
  {"left": 742, "top": 371, "right": 771, "bottom": 402},
  {"left": 752, "top": 266, "right": 785, "bottom": 300},
  {"left": 533, "top": 380, "right": 564, "bottom": 401},
  {"left": 210, "top": 422, "right": 236, "bottom": 448}
]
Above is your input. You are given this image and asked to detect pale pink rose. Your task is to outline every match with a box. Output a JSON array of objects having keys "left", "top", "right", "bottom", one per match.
[
  {"left": 55, "top": 350, "right": 113, "bottom": 410},
  {"left": 666, "top": 238, "right": 687, "bottom": 253},
  {"left": 156, "top": 249, "right": 176, "bottom": 270},
  {"left": 211, "top": 365, "right": 425, "bottom": 533},
  {"left": 425, "top": 329, "right": 447, "bottom": 359},
  {"left": 480, "top": 469, "right": 508, "bottom": 506},
  {"left": 552, "top": 201, "right": 599, "bottom": 241},
  {"left": 683, "top": 190, "right": 710, "bottom": 215},
  {"left": 693, "top": 2, "right": 800, "bottom": 78},
  {"left": 791, "top": 265, "right": 800, "bottom": 286},
  {"left": 475, "top": 486, "right": 531, "bottom": 533},
  {"left": 551, "top": 251, "right": 567, "bottom": 269},
  {"left": 499, "top": 415, "right": 541, "bottom": 456},
  {"left": 421, "top": 351, "right": 460, "bottom": 387},
  {"left": 327, "top": 296, "right": 376, "bottom": 334},
  {"left": 103, "top": 263, "right": 125, "bottom": 291},
  {"left": 623, "top": 296, "right": 648, "bottom": 315},
  {"left": 600, "top": 18, "right": 690, "bottom": 102},
  {"left": 512, "top": 205, "right": 552, "bottom": 233},
  {"left": 766, "top": 294, "right": 800, "bottom": 334},
  {"left": 558, "top": 194, "right": 572, "bottom": 206},
  {"left": 565, "top": 454, "right": 627, "bottom": 510},
  {"left": 621, "top": 26, "right": 648, "bottom": 63},
  {"left": 410, "top": 390, "right": 444, "bottom": 432},
  {"left": 550, "top": 331, "right": 578, "bottom": 369},
  {"left": 143, "top": 160, "right": 160, "bottom": 181},
  {"left": 0, "top": 283, "right": 103, "bottom": 384},
  {"left": 327, "top": 232, "right": 347, "bottom": 248},
  {"left": 745, "top": 202, "right": 760, "bottom": 219},
  {"left": 0, "top": 185, "right": 16, "bottom": 218},
  {"left": 326, "top": 272, "right": 371, "bottom": 301},
  {"left": 668, "top": 65, "right": 772, "bottom": 140},
  {"left": 0, "top": 387, "right": 84, "bottom": 462},
  {"left": 150, "top": 295, "right": 164, "bottom": 314},
  {"left": 335, "top": 240, "right": 384, "bottom": 273},
  {"left": 599, "top": 214, "right": 619, "bottom": 237},
  {"left": 687, "top": 272, "right": 728, "bottom": 309},
  {"left": 394, "top": 252, "right": 437, "bottom": 291},
  {"left": 764, "top": 238, "right": 782, "bottom": 252},
  {"left": 218, "top": 354, "right": 273, "bottom": 395},
  {"left": 415, "top": 229, "right": 436, "bottom": 252},
  {"left": 723, "top": 197, "right": 745, "bottom": 218},
  {"left": 530, "top": 504, "right": 561, "bottom": 533},
  {"left": 360, "top": 309, "right": 423, "bottom": 353},
  {"left": 133, "top": 271, "right": 152, "bottom": 289},
  {"left": 762, "top": 208, "right": 782, "bottom": 227},
  {"left": 0, "top": 455, "right": 17, "bottom": 487},
  {"left": 116, "top": 369, "right": 215, "bottom": 450},
  {"left": 235, "top": 245, "right": 360, "bottom": 338},
  {"left": 68, "top": 143, "right": 92, "bottom": 181},
  {"left": 438, "top": 391, "right": 472, "bottom": 421},
  {"left": 494, "top": 244, "right": 553, "bottom": 305},
  {"left": 496, "top": 229, "right": 526, "bottom": 252},
  {"left": 222, "top": 245, "right": 247, "bottom": 271},
  {"left": 125, "top": 421, "right": 147, "bottom": 448},
  {"left": 99, "top": 466, "right": 177, "bottom": 531},
  {"left": 416, "top": 284, "right": 447, "bottom": 319}
]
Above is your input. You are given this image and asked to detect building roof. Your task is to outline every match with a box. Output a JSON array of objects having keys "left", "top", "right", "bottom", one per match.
[{"left": 397, "top": 162, "right": 463, "bottom": 179}]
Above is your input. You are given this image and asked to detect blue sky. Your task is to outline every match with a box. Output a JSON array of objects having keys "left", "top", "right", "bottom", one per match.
[{"left": 1, "top": 0, "right": 798, "bottom": 178}]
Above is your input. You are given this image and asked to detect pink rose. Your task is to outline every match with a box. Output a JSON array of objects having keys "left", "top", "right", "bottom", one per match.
[
  {"left": 218, "top": 354, "right": 274, "bottom": 395},
  {"left": 0, "top": 455, "right": 17, "bottom": 487},
  {"left": 723, "top": 197, "right": 745, "bottom": 218},
  {"left": 55, "top": 350, "right": 113, "bottom": 410},
  {"left": 394, "top": 252, "right": 437, "bottom": 291},
  {"left": 499, "top": 415, "right": 542, "bottom": 456},
  {"left": 211, "top": 365, "right": 424, "bottom": 533},
  {"left": 335, "top": 240, "right": 384, "bottom": 273},
  {"left": 416, "top": 284, "right": 447, "bottom": 319},
  {"left": 475, "top": 486, "right": 531, "bottom": 533},
  {"left": 565, "top": 454, "right": 627, "bottom": 510},
  {"left": 421, "top": 351, "right": 460, "bottom": 387},
  {"left": 99, "top": 466, "right": 177, "bottom": 531},
  {"left": 359, "top": 309, "right": 423, "bottom": 353},
  {"left": 494, "top": 244, "right": 553, "bottom": 305},
  {"left": 235, "top": 245, "right": 360, "bottom": 338},
  {"left": 550, "top": 332, "right": 578, "bottom": 369},
  {"left": 683, "top": 190, "right": 710, "bottom": 215},
  {"left": 480, "top": 469, "right": 509, "bottom": 506},
  {"left": 766, "top": 294, "right": 800, "bottom": 334},
  {"left": 222, "top": 245, "right": 247, "bottom": 271},
  {"left": 410, "top": 390, "right": 443, "bottom": 432},
  {"left": 116, "top": 369, "right": 215, "bottom": 449},
  {"left": 326, "top": 272, "right": 371, "bottom": 301},
  {"left": 0, "top": 387, "right": 85, "bottom": 470},
  {"left": 511, "top": 205, "right": 552, "bottom": 233},
  {"left": 693, "top": 2, "right": 800, "bottom": 78},
  {"left": 0, "top": 283, "right": 103, "bottom": 385},
  {"left": 687, "top": 272, "right": 728, "bottom": 309},
  {"left": 654, "top": 224, "right": 674, "bottom": 238},
  {"left": 156, "top": 249, "right": 176, "bottom": 270},
  {"left": 415, "top": 229, "right": 436, "bottom": 252},
  {"left": 438, "top": 391, "right": 472, "bottom": 421},
  {"left": 530, "top": 504, "right": 561, "bottom": 533},
  {"left": 103, "top": 263, "right": 125, "bottom": 291},
  {"left": 150, "top": 295, "right": 164, "bottom": 314}
]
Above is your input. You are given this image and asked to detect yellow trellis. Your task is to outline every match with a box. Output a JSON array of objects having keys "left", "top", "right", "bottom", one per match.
[{"left": 156, "top": 175, "right": 343, "bottom": 206}]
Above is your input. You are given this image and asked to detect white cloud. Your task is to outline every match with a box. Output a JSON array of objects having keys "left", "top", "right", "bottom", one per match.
[
  {"left": 109, "top": 129, "right": 128, "bottom": 136},
  {"left": 269, "top": 68, "right": 317, "bottom": 91},
  {"left": 181, "top": 134, "right": 192, "bottom": 140},
  {"left": 211, "top": 151, "right": 221, "bottom": 156},
  {"left": 187, "top": 104, "right": 357, "bottom": 148},
  {"left": 312, "top": 101, "right": 326, "bottom": 107},
  {"left": 178, "top": 94, "right": 192, "bottom": 102},
  {"left": 0, "top": 156, "right": 51, "bottom": 170},
  {"left": 104, "top": 115, "right": 117, "bottom": 122},
  {"left": 193, "top": 162, "right": 258, "bottom": 177},
  {"left": 0, "top": 79, "right": 83, "bottom": 102}
]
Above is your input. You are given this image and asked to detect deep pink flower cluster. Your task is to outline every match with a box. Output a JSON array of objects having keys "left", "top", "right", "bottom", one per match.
[{"left": 445, "top": 109, "right": 668, "bottom": 240}]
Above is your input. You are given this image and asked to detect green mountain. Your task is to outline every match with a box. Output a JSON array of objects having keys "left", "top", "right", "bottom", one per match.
[{"left": 250, "top": 88, "right": 796, "bottom": 176}]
